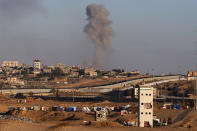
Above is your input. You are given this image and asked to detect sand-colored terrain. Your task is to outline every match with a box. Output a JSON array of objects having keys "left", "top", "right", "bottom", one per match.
[{"left": 0, "top": 120, "right": 197, "bottom": 131}]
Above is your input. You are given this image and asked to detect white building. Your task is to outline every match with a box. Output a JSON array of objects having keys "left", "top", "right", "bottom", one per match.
[
  {"left": 34, "top": 59, "right": 41, "bottom": 70},
  {"left": 56, "top": 62, "right": 66, "bottom": 69},
  {"left": 134, "top": 86, "right": 157, "bottom": 99},
  {"left": 84, "top": 67, "right": 97, "bottom": 77},
  {"left": 138, "top": 85, "right": 153, "bottom": 127},
  {"left": 1, "top": 61, "right": 19, "bottom": 67},
  {"left": 7, "top": 77, "right": 25, "bottom": 85}
]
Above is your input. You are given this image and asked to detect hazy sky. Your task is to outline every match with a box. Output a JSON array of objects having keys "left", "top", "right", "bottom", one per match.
[{"left": 0, "top": 0, "right": 197, "bottom": 74}]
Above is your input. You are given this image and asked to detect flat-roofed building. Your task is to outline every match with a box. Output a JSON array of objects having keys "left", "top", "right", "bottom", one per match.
[
  {"left": 134, "top": 86, "right": 157, "bottom": 99},
  {"left": 7, "top": 77, "right": 25, "bottom": 85},
  {"left": 84, "top": 67, "right": 97, "bottom": 77},
  {"left": 2, "top": 61, "right": 19, "bottom": 67},
  {"left": 56, "top": 62, "right": 66, "bottom": 69},
  {"left": 187, "top": 71, "right": 197, "bottom": 77}
]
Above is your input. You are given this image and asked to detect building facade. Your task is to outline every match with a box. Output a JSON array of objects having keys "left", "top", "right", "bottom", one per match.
[
  {"left": 84, "top": 67, "right": 97, "bottom": 77},
  {"left": 34, "top": 59, "right": 41, "bottom": 70},
  {"left": 138, "top": 85, "right": 153, "bottom": 127},
  {"left": 187, "top": 71, "right": 197, "bottom": 77},
  {"left": 1, "top": 61, "right": 19, "bottom": 67},
  {"left": 134, "top": 86, "right": 157, "bottom": 99}
]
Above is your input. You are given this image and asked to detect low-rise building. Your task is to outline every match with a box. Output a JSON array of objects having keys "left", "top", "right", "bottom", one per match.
[
  {"left": 130, "top": 70, "right": 140, "bottom": 75},
  {"left": 187, "top": 71, "right": 197, "bottom": 77},
  {"left": 2, "top": 61, "right": 19, "bottom": 67},
  {"left": 54, "top": 77, "right": 68, "bottom": 84},
  {"left": 33, "top": 69, "right": 41, "bottom": 76},
  {"left": 84, "top": 67, "right": 97, "bottom": 77},
  {"left": 43, "top": 67, "right": 52, "bottom": 73},
  {"left": 70, "top": 71, "right": 79, "bottom": 78},
  {"left": 56, "top": 62, "right": 66, "bottom": 70},
  {"left": 7, "top": 77, "right": 25, "bottom": 85}
]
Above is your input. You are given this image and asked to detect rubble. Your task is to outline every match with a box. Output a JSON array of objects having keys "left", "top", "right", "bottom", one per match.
[
  {"left": 0, "top": 115, "right": 34, "bottom": 123},
  {"left": 95, "top": 110, "right": 108, "bottom": 121}
]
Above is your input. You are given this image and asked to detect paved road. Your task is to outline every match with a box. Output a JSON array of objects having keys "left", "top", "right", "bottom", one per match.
[{"left": 1, "top": 75, "right": 181, "bottom": 94}]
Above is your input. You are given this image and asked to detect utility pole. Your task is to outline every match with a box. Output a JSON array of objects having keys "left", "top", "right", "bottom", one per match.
[
  {"left": 195, "top": 77, "right": 197, "bottom": 110},
  {"left": 72, "top": 89, "right": 74, "bottom": 102}
]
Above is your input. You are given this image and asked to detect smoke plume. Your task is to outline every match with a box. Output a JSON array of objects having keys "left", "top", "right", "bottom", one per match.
[{"left": 84, "top": 4, "right": 113, "bottom": 69}]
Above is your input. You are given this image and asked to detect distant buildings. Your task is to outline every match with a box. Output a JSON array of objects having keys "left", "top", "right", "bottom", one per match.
[
  {"left": 187, "top": 71, "right": 197, "bottom": 77},
  {"left": 187, "top": 71, "right": 197, "bottom": 80},
  {"left": 130, "top": 70, "right": 140, "bottom": 75},
  {"left": 84, "top": 67, "right": 97, "bottom": 77},
  {"left": 7, "top": 77, "right": 25, "bottom": 85},
  {"left": 54, "top": 77, "right": 68, "bottom": 84},
  {"left": 33, "top": 59, "right": 41, "bottom": 75},
  {"left": 138, "top": 85, "right": 153, "bottom": 127},
  {"left": 43, "top": 67, "right": 52, "bottom": 74},
  {"left": 70, "top": 71, "right": 79, "bottom": 78},
  {"left": 2, "top": 61, "right": 19, "bottom": 67},
  {"left": 33, "top": 59, "right": 41, "bottom": 70},
  {"left": 56, "top": 63, "right": 66, "bottom": 69}
]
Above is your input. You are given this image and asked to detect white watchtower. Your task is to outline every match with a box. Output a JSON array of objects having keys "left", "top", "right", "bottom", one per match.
[{"left": 138, "top": 85, "right": 153, "bottom": 127}]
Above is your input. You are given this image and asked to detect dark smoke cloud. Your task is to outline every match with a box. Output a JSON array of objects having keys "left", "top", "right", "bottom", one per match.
[
  {"left": 84, "top": 4, "right": 113, "bottom": 69},
  {"left": 0, "top": 0, "right": 44, "bottom": 20}
]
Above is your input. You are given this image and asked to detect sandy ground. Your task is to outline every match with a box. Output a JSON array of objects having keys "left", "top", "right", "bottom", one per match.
[{"left": 0, "top": 120, "right": 197, "bottom": 131}]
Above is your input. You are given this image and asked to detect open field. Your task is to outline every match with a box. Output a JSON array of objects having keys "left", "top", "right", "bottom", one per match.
[
  {"left": 0, "top": 79, "right": 197, "bottom": 131},
  {"left": 0, "top": 94, "right": 196, "bottom": 131},
  {"left": 0, "top": 120, "right": 197, "bottom": 131}
]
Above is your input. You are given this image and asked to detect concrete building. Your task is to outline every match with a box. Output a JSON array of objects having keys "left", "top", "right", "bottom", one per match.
[
  {"left": 33, "top": 59, "right": 41, "bottom": 70},
  {"left": 56, "top": 62, "right": 66, "bottom": 69},
  {"left": 130, "top": 70, "right": 140, "bottom": 75},
  {"left": 54, "top": 77, "right": 68, "bottom": 84},
  {"left": 84, "top": 67, "right": 97, "bottom": 77},
  {"left": 33, "top": 70, "right": 41, "bottom": 75},
  {"left": 7, "top": 77, "right": 25, "bottom": 85},
  {"left": 70, "top": 71, "right": 79, "bottom": 78},
  {"left": 1, "top": 61, "right": 19, "bottom": 67},
  {"left": 134, "top": 86, "right": 157, "bottom": 99},
  {"left": 43, "top": 67, "right": 52, "bottom": 73},
  {"left": 187, "top": 71, "right": 197, "bottom": 77},
  {"left": 95, "top": 110, "right": 107, "bottom": 121},
  {"left": 138, "top": 85, "right": 153, "bottom": 127}
]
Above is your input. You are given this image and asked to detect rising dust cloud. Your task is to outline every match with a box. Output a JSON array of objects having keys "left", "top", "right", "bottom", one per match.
[{"left": 84, "top": 4, "right": 113, "bottom": 69}]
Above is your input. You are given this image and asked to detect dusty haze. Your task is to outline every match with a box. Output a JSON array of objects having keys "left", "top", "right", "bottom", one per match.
[{"left": 0, "top": 0, "right": 196, "bottom": 74}]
